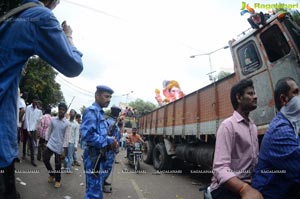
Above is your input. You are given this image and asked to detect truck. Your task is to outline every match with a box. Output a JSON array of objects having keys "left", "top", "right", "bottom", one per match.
[{"left": 138, "top": 11, "right": 300, "bottom": 171}]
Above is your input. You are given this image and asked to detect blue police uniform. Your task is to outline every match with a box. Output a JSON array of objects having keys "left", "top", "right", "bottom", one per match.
[
  {"left": 80, "top": 86, "right": 114, "bottom": 199},
  {"left": 103, "top": 116, "right": 121, "bottom": 183}
]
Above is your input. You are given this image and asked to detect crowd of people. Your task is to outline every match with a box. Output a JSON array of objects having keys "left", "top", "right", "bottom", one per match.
[
  {"left": 16, "top": 92, "right": 85, "bottom": 189},
  {"left": 15, "top": 85, "right": 129, "bottom": 198}
]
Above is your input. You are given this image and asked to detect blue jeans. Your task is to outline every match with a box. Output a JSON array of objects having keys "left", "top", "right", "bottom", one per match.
[
  {"left": 121, "top": 141, "right": 127, "bottom": 149},
  {"left": 65, "top": 143, "right": 75, "bottom": 171},
  {"left": 73, "top": 149, "right": 78, "bottom": 162}
]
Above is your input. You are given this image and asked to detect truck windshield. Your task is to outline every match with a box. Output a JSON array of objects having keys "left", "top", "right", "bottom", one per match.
[
  {"left": 260, "top": 24, "right": 290, "bottom": 62},
  {"left": 238, "top": 41, "right": 261, "bottom": 75}
]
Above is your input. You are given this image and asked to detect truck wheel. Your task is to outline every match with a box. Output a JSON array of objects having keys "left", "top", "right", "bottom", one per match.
[
  {"left": 143, "top": 140, "right": 153, "bottom": 164},
  {"left": 153, "top": 143, "right": 171, "bottom": 170}
]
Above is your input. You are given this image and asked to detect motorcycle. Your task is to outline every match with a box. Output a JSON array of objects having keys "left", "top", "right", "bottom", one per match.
[{"left": 127, "top": 142, "right": 143, "bottom": 173}]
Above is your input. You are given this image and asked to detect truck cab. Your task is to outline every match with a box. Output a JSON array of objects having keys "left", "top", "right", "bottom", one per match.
[{"left": 231, "top": 12, "right": 300, "bottom": 134}]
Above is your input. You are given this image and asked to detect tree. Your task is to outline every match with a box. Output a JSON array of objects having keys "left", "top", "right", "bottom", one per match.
[
  {"left": 291, "top": 10, "right": 300, "bottom": 26},
  {"left": 0, "top": 0, "right": 21, "bottom": 15},
  {"left": 275, "top": 8, "right": 300, "bottom": 26},
  {"left": 104, "top": 109, "right": 111, "bottom": 118},
  {"left": 79, "top": 105, "right": 87, "bottom": 115},
  {"left": 217, "top": 71, "right": 232, "bottom": 80},
  {"left": 128, "top": 98, "right": 157, "bottom": 116},
  {"left": 19, "top": 56, "right": 65, "bottom": 110}
]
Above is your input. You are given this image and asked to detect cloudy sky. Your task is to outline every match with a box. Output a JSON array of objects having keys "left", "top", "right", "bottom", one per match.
[{"left": 52, "top": 0, "right": 297, "bottom": 112}]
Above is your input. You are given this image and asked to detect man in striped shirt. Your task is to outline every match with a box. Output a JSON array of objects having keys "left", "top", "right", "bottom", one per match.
[
  {"left": 252, "top": 77, "right": 300, "bottom": 199},
  {"left": 36, "top": 105, "right": 52, "bottom": 161}
]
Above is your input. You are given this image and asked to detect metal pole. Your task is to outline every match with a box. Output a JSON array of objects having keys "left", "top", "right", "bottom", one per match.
[
  {"left": 67, "top": 96, "right": 75, "bottom": 111},
  {"left": 190, "top": 45, "right": 229, "bottom": 58},
  {"left": 190, "top": 45, "right": 229, "bottom": 81},
  {"left": 122, "top": 91, "right": 133, "bottom": 105},
  {"left": 208, "top": 54, "right": 212, "bottom": 76}
]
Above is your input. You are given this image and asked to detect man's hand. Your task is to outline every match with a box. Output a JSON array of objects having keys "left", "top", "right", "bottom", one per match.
[
  {"left": 240, "top": 185, "right": 263, "bottom": 199},
  {"left": 61, "top": 21, "right": 72, "bottom": 37},
  {"left": 111, "top": 138, "right": 118, "bottom": 150},
  {"left": 61, "top": 148, "right": 67, "bottom": 160},
  {"left": 225, "top": 177, "right": 263, "bottom": 199},
  {"left": 61, "top": 21, "right": 74, "bottom": 45},
  {"left": 61, "top": 152, "right": 65, "bottom": 160}
]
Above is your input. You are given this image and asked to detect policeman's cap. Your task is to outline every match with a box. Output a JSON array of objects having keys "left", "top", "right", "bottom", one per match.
[
  {"left": 96, "top": 85, "right": 114, "bottom": 94},
  {"left": 111, "top": 106, "right": 121, "bottom": 118}
]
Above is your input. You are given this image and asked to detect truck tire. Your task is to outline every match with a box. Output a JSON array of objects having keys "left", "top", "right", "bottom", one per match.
[
  {"left": 153, "top": 143, "right": 171, "bottom": 170},
  {"left": 143, "top": 140, "right": 153, "bottom": 164}
]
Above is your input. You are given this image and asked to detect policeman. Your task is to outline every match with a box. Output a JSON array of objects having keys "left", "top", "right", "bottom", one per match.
[
  {"left": 103, "top": 106, "right": 122, "bottom": 192},
  {"left": 80, "top": 85, "right": 117, "bottom": 199}
]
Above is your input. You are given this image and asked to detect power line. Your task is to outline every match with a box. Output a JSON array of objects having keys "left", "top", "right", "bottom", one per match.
[
  {"left": 63, "top": 0, "right": 125, "bottom": 21},
  {"left": 63, "top": 0, "right": 208, "bottom": 56},
  {"left": 56, "top": 74, "right": 124, "bottom": 99},
  {"left": 57, "top": 74, "right": 93, "bottom": 94},
  {"left": 56, "top": 75, "right": 94, "bottom": 97}
]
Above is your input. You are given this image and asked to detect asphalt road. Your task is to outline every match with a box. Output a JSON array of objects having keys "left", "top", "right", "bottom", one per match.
[{"left": 15, "top": 148, "right": 211, "bottom": 199}]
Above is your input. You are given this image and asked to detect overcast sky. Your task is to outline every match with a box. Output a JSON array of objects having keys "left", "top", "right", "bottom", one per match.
[{"left": 52, "top": 0, "right": 298, "bottom": 112}]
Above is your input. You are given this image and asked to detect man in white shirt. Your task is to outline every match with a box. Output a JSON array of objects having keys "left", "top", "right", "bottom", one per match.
[{"left": 23, "top": 95, "right": 42, "bottom": 167}]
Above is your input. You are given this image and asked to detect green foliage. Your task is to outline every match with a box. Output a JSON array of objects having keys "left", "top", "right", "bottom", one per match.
[
  {"left": 19, "top": 56, "right": 65, "bottom": 110},
  {"left": 275, "top": 8, "right": 300, "bottom": 26},
  {"left": 291, "top": 10, "right": 300, "bottom": 26},
  {"left": 217, "top": 71, "right": 232, "bottom": 80},
  {"left": 80, "top": 105, "right": 87, "bottom": 115},
  {"left": 104, "top": 109, "right": 111, "bottom": 118},
  {"left": 0, "top": 0, "right": 21, "bottom": 15},
  {"left": 128, "top": 98, "right": 157, "bottom": 116},
  {"left": 125, "top": 120, "right": 132, "bottom": 128}
]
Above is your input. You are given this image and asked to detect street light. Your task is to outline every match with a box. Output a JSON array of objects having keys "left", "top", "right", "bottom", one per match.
[
  {"left": 122, "top": 91, "right": 134, "bottom": 104},
  {"left": 190, "top": 45, "right": 229, "bottom": 81}
]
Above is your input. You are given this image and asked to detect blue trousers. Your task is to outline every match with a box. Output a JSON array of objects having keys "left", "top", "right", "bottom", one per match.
[
  {"left": 83, "top": 149, "right": 104, "bottom": 199},
  {"left": 103, "top": 150, "right": 115, "bottom": 182}
]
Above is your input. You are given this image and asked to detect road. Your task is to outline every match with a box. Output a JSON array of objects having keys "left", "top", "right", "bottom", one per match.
[{"left": 15, "top": 148, "right": 211, "bottom": 199}]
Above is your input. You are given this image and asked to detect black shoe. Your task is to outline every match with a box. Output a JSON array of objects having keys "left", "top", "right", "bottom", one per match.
[
  {"left": 114, "top": 161, "right": 120, "bottom": 164},
  {"left": 31, "top": 161, "right": 37, "bottom": 167},
  {"left": 15, "top": 158, "right": 20, "bottom": 163},
  {"left": 73, "top": 161, "right": 81, "bottom": 166},
  {"left": 103, "top": 186, "right": 112, "bottom": 193},
  {"left": 104, "top": 181, "right": 111, "bottom": 186},
  {"left": 17, "top": 191, "right": 21, "bottom": 199}
]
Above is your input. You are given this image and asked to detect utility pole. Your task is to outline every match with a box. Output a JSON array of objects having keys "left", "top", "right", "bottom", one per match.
[{"left": 190, "top": 45, "right": 229, "bottom": 82}]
